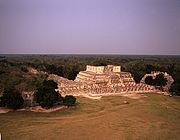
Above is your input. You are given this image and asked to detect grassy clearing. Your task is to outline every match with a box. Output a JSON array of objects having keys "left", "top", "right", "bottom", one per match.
[{"left": 0, "top": 94, "right": 180, "bottom": 140}]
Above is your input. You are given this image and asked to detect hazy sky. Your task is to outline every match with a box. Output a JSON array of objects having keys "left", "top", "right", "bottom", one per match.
[{"left": 0, "top": 0, "right": 180, "bottom": 55}]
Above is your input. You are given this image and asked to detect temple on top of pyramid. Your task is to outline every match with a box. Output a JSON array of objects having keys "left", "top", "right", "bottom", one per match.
[{"left": 75, "top": 65, "right": 136, "bottom": 87}]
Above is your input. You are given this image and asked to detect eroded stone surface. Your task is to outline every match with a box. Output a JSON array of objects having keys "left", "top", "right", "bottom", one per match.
[{"left": 140, "top": 71, "right": 174, "bottom": 92}]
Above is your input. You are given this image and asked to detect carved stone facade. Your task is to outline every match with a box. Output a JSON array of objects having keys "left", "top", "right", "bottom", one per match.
[
  {"left": 48, "top": 65, "right": 158, "bottom": 98},
  {"left": 86, "top": 65, "right": 121, "bottom": 73}
]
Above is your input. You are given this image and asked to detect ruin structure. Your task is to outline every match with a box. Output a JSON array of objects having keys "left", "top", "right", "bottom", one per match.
[
  {"left": 141, "top": 71, "right": 174, "bottom": 92},
  {"left": 48, "top": 65, "right": 159, "bottom": 98}
]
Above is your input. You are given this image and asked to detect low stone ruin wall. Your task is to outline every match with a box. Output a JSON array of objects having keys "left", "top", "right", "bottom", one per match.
[{"left": 141, "top": 71, "right": 174, "bottom": 92}]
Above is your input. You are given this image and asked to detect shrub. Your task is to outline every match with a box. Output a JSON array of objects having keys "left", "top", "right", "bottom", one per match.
[
  {"left": 63, "top": 95, "right": 76, "bottom": 106},
  {"left": 0, "top": 87, "right": 24, "bottom": 109},
  {"left": 154, "top": 74, "right": 167, "bottom": 87},
  {"left": 145, "top": 76, "right": 154, "bottom": 85},
  {"left": 145, "top": 74, "right": 168, "bottom": 91},
  {"left": 169, "top": 82, "right": 180, "bottom": 96},
  {"left": 34, "top": 80, "right": 63, "bottom": 108}
]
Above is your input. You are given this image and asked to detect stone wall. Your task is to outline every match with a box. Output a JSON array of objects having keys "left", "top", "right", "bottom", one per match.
[
  {"left": 140, "top": 71, "right": 174, "bottom": 92},
  {"left": 113, "top": 66, "right": 121, "bottom": 72},
  {"left": 86, "top": 65, "right": 104, "bottom": 73},
  {"left": 86, "top": 65, "right": 121, "bottom": 73}
]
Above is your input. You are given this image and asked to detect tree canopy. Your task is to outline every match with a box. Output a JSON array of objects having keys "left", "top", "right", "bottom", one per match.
[
  {"left": 0, "top": 87, "right": 24, "bottom": 109},
  {"left": 145, "top": 76, "right": 154, "bottom": 85},
  {"left": 63, "top": 95, "right": 76, "bottom": 106},
  {"left": 170, "top": 82, "right": 180, "bottom": 96},
  {"left": 34, "top": 80, "right": 63, "bottom": 108},
  {"left": 153, "top": 74, "right": 167, "bottom": 87},
  {"left": 145, "top": 74, "right": 167, "bottom": 90}
]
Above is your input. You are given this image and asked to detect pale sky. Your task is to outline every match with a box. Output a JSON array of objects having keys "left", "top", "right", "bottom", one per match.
[{"left": 0, "top": 0, "right": 180, "bottom": 55}]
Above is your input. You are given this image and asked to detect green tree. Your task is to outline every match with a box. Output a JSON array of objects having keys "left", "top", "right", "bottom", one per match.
[
  {"left": 167, "top": 63, "right": 175, "bottom": 75},
  {"left": 42, "top": 80, "right": 58, "bottom": 89},
  {"left": 145, "top": 64, "right": 155, "bottom": 74},
  {"left": 145, "top": 76, "right": 154, "bottom": 85},
  {"left": 169, "top": 82, "right": 180, "bottom": 96},
  {"left": 0, "top": 87, "right": 24, "bottom": 109},
  {"left": 46, "top": 64, "right": 63, "bottom": 76},
  {"left": 34, "top": 80, "right": 63, "bottom": 108},
  {"left": 154, "top": 74, "right": 167, "bottom": 89},
  {"left": 63, "top": 95, "right": 76, "bottom": 106}
]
